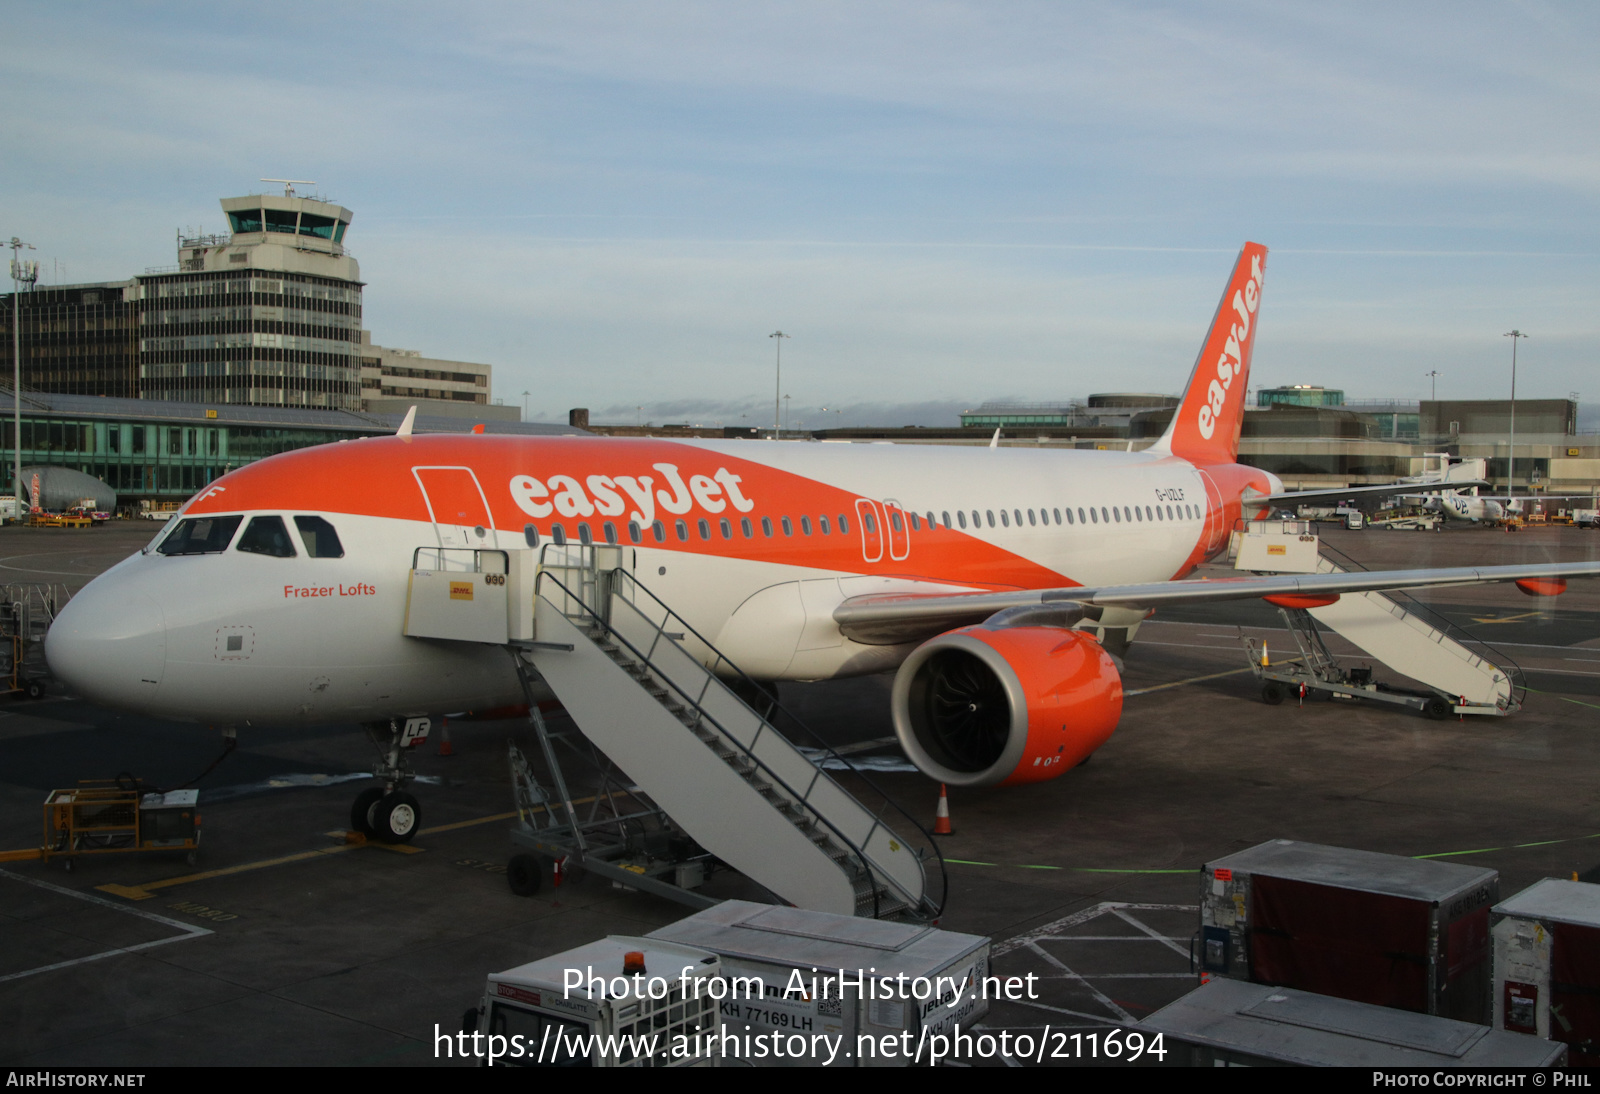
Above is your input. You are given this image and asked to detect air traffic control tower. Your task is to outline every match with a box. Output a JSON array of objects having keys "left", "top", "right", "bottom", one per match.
[{"left": 139, "top": 183, "right": 364, "bottom": 410}]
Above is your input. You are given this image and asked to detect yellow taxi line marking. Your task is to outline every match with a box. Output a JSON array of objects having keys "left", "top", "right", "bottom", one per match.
[
  {"left": 97, "top": 798, "right": 618, "bottom": 901},
  {"left": 419, "top": 810, "right": 519, "bottom": 835},
  {"left": 98, "top": 846, "right": 361, "bottom": 900}
]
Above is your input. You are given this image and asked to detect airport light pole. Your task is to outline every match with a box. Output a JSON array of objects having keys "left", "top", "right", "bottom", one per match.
[
  {"left": 1505, "top": 330, "right": 1527, "bottom": 495},
  {"left": 1425, "top": 370, "right": 1439, "bottom": 401},
  {"left": 8, "top": 238, "right": 37, "bottom": 519},
  {"left": 769, "top": 331, "right": 788, "bottom": 439}
]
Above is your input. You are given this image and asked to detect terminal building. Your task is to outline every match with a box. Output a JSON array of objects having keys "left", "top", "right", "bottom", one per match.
[
  {"left": 1, "top": 185, "right": 497, "bottom": 418},
  {"left": 831, "top": 395, "right": 1599, "bottom": 500},
  {"left": 0, "top": 388, "right": 581, "bottom": 509}
]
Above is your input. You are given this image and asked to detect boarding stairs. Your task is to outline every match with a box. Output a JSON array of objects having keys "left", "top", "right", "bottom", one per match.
[
  {"left": 1232, "top": 522, "right": 1521, "bottom": 714},
  {"left": 1307, "top": 552, "right": 1519, "bottom": 712},
  {"left": 403, "top": 545, "right": 945, "bottom": 921}
]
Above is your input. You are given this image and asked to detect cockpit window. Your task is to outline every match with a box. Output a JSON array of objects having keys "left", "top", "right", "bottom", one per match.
[
  {"left": 236, "top": 516, "right": 297, "bottom": 558},
  {"left": 293, "top": 515, "right": 344, "bottom": 558},
  {"left": 157, "top": 515, "right": 243, "bottom": 556}
]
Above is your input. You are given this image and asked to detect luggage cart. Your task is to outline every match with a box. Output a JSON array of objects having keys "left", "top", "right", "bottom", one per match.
[
  {"left": 0, "top": 780, "right": 202, "bottom": 871},
  {"left": 1241, "top": 609, "right": 1461, "bottom": 720}
]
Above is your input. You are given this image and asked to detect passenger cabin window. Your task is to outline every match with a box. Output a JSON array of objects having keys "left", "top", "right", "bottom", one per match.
[
  {"left": 628, "top": 521, "right": 642, "bottom": 544},
  {"left": 720, "top": 518, "right": 732, "bottom": 539},
  {"left": 551, "top": 523, "right": 568, "bottom": 546},
  {"left": 891, "top": 511, "right": 904, "bottom": 532},
  {"left": 820, "top": 516, "right": 832, "bottom": 535},
  {"left": 838, "top": 514, "right": 850, "bottom": 534},
  {"left": 293, "top": 516, "right": 344, "bottom": 558},
  {"left": 741, "top": 517, "right": 753, "bottom": 538},
  {"left": 781, "top": 516, "right": 793, "bottom": 536},
  {"left": 578, "top": 523, "right": 593, "bottom": 545},
  {"left": 236, "top": 516, "right": 296, "bottom": 558},
  {"left": 697, "top": 518, "right": 710, "bottom": 541},
  {"left": 675, "top": 520, "right": 689, "bottom": 542},
  {"left": 158, "top": 515, "right": 242, "bottom": 556},
  {"left": 652, "top": 520, "right": 665, "bottom": 542},
  {"left": 603, "top": 522, "right": 618, "bottom": 545},
  {"left": 800, "top": 516, "right": 812, "bottom": 535},
  {"left": 761, "top": 517, "right": 773, "bottom": 537}
]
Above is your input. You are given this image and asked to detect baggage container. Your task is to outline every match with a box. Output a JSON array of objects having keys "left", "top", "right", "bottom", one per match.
[
  {"left": 1492, "top": 878, "right": 1600, "bottom": 1066},
  {"left": 648, "top": 898, "right": 989, "bottom": 1066},
  {"left": 1142, "top": 978, "right": 1564, "bottom": 1067},
  {"left": 1198, "top": 839, "right": 1497, "bottom": 1022}
]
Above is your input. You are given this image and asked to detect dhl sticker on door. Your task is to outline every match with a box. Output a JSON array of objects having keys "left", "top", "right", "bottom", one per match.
[{"left": 449, "top": 581, "right": 474, "bottom": 601}]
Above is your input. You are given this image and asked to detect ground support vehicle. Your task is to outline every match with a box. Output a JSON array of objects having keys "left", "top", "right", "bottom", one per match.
[
  {"left": 0, "top": 780, "right": 200, "bottom": 871},
  {"left": 1241, "top": 608, "right": 1513, "bottom": 720}
]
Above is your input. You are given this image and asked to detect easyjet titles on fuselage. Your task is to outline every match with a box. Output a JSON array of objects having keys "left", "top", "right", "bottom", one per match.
[{"left": 509, "top": 463, "right": 756, "bottom": 528}]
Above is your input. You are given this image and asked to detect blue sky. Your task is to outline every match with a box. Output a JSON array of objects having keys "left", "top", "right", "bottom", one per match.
[{"left": 4, "top": 3, "right": 1596, "bottom": 426}]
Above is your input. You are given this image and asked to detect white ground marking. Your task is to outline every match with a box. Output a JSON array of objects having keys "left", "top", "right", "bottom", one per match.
[
  {"left": 0, "top": 867, "right": 212, "bottom": 983},
  {"left": 991, "top": 902, "right": 1199, "bottom": 1029}
]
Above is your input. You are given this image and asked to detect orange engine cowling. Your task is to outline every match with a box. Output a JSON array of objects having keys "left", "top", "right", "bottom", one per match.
[{"left": 890, "top": 625, "right": 1123, "bottom": 788}]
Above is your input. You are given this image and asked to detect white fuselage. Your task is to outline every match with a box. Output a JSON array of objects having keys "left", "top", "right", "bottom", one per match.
[{"left": 46, "top": 437, "right": 1269, "bottom": 727}]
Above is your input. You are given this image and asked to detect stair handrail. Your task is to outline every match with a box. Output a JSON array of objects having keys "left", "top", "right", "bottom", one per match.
[
  {"left": 534, "top": 571, "right": 945, "bottom": 920},
  {"left": 1316, "top": 539, "right": 1527, "bottom": 709},
  {"left": 605, "top": 566, "right": 948, "bottom": 916}
]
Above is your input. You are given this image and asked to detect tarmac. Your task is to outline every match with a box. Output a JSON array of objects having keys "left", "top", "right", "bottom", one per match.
[{"left": 1, "top": 519, "right": 1599, "bottom": 1066}]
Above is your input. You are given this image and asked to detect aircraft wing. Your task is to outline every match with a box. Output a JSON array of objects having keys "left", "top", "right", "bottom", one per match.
[
  {"left": 833, "top": 559, "right": 1600, "bottom": 645},
  {"left": 1262, "top": 481, "right": 1489, "bottom": 505}
]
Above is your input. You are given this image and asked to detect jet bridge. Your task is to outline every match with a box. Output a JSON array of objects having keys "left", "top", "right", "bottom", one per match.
[
  {"left": 1232, "top": 521, "right": 1520, "bottom": 715},
  {"left": 402, "top": 544, "right": 945, "bottom": 921}
]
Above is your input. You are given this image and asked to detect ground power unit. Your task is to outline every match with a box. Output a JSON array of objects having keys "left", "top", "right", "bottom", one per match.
[{"left": 1198, "top": 840, "right": 1498, "bottom": 1022}]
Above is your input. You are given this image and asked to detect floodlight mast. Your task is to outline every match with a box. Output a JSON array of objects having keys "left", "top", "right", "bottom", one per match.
[
  {"left": 8, "top": 238, "right": 37, "bottom": 519},
  {"left": 769, "top": 331, "right": 789, "bottom": 439},
  {"left": 1505, "top": 330, "right": 1528, "bottom": 496}
]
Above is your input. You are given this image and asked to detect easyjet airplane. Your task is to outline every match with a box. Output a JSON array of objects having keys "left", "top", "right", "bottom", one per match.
[{"left": 44, "top": 243, "right": 1600, "bottom": 841}]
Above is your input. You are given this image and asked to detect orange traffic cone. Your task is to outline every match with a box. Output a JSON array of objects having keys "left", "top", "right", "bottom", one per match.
[
  {"left": 437, "top": 717, "right": 454, "bottom": 757},
  {"left": 934, "top": 784, "right": 953, "bottom": 836}
]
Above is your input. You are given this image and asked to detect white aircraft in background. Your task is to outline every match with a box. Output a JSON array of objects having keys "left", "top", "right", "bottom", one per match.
[{"left": 43, "top": 243, "right": 1600, "bottom": 842}]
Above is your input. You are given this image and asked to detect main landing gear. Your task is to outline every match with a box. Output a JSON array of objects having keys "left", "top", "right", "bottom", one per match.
[{"left": 350, "top": 716, "right": 430, "bottom": 843}]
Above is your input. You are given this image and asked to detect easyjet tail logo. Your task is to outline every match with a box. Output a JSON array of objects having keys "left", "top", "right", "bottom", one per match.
[
  {"left": 508, "top": 463, "right": 754, "bottom": 527},
  {"left": 1197, "top": 252, "right": 1263, "bottom": 440}
]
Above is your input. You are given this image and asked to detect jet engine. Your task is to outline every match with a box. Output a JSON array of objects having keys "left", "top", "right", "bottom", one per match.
[{"left": 891, "top": 619, "right": 1123, "bottom": 788}]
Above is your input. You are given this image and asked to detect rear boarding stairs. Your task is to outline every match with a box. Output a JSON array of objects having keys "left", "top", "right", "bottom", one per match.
[
  {"left": 402, "top": 542, "right": 945, "bottom": 922},
  {"left": 1230, "top": 520, "right": 1523, "bottom": 718}
]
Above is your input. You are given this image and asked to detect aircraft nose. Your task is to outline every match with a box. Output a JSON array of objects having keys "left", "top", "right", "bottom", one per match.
[{"left": 46, "top": 583, "right": 167, "bottom": 707}]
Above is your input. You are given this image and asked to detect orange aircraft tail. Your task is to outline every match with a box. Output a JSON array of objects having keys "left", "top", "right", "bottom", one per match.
[{"left": 1149, "top": 242, "right": 1267, "bottom": 465}]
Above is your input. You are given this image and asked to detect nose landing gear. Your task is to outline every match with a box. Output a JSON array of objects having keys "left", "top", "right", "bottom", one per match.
[{"left": 350, "top": 717, "right": 430, "bottom": 843}]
